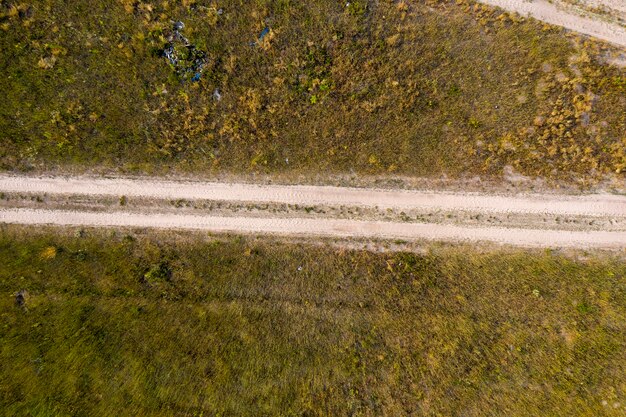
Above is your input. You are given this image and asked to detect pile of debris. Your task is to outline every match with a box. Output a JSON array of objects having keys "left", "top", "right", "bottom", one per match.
[{"left": 162, "top": 21, "right": 207, "bottom": 82}]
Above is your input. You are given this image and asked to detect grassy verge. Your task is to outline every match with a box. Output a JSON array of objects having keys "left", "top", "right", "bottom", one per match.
[
  {"left": 0, "top": 0, "right": 625, "bottom": 184},
  {"left": 1, "top": 226, "right": 625, "bottom": 416}
]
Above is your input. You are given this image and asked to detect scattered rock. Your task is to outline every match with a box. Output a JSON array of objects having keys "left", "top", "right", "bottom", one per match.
[
  {"left": 533, "top": 116, "right": 546, "bottom": 126},
  {"left": 541, "top": 62, "right": 553, "bottom": 73},
  {"left": 503, "top": 165, "right": 531, "bottom": 183},
  {"left": 37, "top": 56, "right": 57, "bottom": 69}
]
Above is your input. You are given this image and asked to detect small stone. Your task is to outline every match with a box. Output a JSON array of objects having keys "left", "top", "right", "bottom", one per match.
[
  {"left": 533, "top": 116, "right": 545, "bottom": 127},
  {"left": 37, "top": 56, "right": 57, "bottom": 69}
]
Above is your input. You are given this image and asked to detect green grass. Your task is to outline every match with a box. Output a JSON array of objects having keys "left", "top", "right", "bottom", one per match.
[
  {"left": 0, "top": 0, "right": 625, "bottom": 183},
  {"left": 1, "top": 226, "right": 625, "bottom": 416}
]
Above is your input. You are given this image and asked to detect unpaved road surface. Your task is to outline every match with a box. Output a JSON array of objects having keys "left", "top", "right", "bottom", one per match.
[
  {"left": 0, "top": 175, "right": 623, "bottom": 216},
  {"left": 0, "top": 175, "right": 625, "bottom": 249},
  {"left": 2, "top": 208, "right": 624, "bottom": 249},
  {"left": 585, "top": 0, "right": 626, "bottom": 18},
  {"left": 479, "top": 0, "right": 626, "bottom": 48}
]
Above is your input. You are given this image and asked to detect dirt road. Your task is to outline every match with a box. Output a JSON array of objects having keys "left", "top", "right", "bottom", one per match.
[
  {"left": 2, "top": 208, "right": 624, "bottom": 249},
  {"left": 479, "top": 0, "right": 626, "bottom": 48},
  {"left": 0, "top": 175, "right": 624, "bottom": 249},
  {"left": 0, "top": 175, "right": 623, "bottom": 216}
]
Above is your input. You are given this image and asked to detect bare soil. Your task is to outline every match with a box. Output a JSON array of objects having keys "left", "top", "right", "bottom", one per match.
[
  {"left": 479, "top": 0, "right": 626, "bottom": 48},
  {"left": 0, "top": 175, "right": 624, "bottom": 249}
]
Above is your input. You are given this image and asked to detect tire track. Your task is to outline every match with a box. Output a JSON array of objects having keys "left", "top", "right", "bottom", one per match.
[
  {"left": 1, "top": 208, "right": 625, "bottom": 249},
  {"left": 0, "top": 175, "right": 624, "bottom": 249},
  {"left": 0, "top": 175, "right": 624, "bottom": 216}
]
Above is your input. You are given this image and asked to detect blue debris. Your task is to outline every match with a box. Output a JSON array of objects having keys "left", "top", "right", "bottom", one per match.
[
  {"left": 250, "top": 27, "right": 271, "bottom": 47},
  {"left": 191, "top": 72, "right": 202, "bottom": 82},
  {"left": 259, "top": 27, "right": 270, "bottom": 41}
]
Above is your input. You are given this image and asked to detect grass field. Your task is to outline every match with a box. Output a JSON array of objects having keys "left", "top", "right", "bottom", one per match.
[
  {"left": 1, "top": 226, "right": 625, "bottom": 416},
  {"left": 1, "top": 0, "right": 625, "bottom": 184}
]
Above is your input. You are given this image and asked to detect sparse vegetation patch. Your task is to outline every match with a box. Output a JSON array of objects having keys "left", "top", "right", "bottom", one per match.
[
  {"left": 1, "top": 0, "right": 625, "bottom": 182},
  {"left": 0, "top": 226, "right": 625, "bottom": 415}
]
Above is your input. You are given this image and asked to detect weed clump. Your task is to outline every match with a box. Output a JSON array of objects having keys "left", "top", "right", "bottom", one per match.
[{"left": 143, "top": 261, "right": 172, "bottom": 285}]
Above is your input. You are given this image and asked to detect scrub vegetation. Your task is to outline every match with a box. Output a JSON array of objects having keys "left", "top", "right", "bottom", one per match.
[
  {"left": 1, "top": 226, "right": 625, "bottom": 416},
  {"left": 0, "top": 0, "right": 625, "bottom": 183}
]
